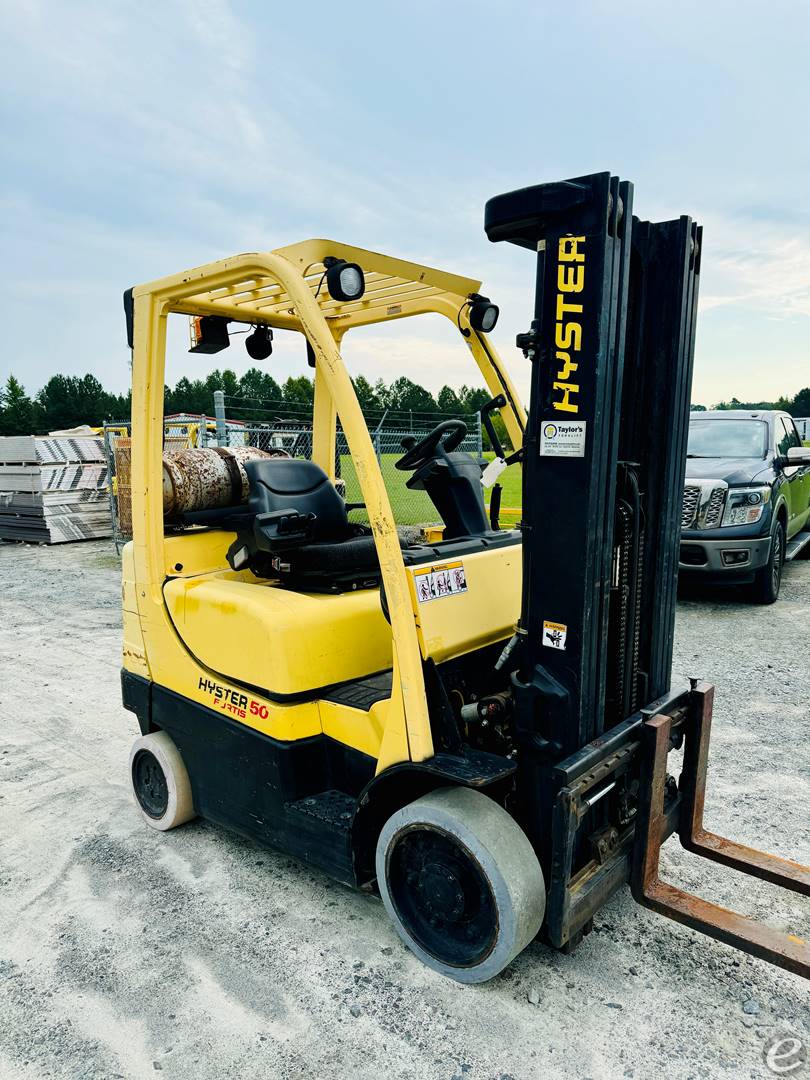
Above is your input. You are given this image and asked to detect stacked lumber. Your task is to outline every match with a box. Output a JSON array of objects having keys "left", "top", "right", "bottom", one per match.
[{"left": 0, "top": 435, "right": 112, "bottom": 543}]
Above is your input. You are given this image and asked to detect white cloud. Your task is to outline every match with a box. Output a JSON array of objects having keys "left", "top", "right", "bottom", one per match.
[
  {"left": 699, "top": 226, "right": 810, "bottom": 320},
  {"left": 0, "top": 0, "right": 808, "bottom": 408}
]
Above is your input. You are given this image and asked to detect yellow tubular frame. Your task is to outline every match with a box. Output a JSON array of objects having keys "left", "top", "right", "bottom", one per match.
[{"left": 129, "top": 242, "right": 524, "bottom": 770}]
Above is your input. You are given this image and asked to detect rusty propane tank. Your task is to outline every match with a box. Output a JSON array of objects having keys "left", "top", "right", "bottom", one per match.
[{"left": 162, "top": 446, "right": 283, "bottom": 516}]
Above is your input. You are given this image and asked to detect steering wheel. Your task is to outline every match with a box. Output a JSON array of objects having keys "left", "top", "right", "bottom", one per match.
[{"left": 394, "top": 419, "right": 468, "bottom": 472}]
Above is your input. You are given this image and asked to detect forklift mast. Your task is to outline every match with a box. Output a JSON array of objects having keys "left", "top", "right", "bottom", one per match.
[
  {"left": 486, "top": 171, "right": 700, "bottom": 759},
  {"left": 484, "top": 173, "right": 808, "bottom": 978}
]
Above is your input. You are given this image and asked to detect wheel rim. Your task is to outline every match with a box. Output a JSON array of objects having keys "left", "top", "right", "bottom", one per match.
[
  {"left": 386, "top": 825, "right": 497, "bottom": 967},
  {"left": 772, "top": 525, "right": 784, "bottom": 593},
  {"left": 132, "top": 749, "right": 169, "bottom": 818}
]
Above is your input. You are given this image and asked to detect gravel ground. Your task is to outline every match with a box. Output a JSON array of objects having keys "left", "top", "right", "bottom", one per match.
[{"left": 0, "top": 540, "right": 808, "bottom": 1080}]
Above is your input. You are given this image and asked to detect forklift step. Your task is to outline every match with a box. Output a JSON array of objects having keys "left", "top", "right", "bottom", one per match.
[
  {"left": 323, "top": 670, "right": 393, "bottom": 711},
  {"left": 632, "top": 684, "right": 810, "bottom": 979},
  {"left": 285, "top": 789, "right": 356, "bottom": 828},
  {"left": 282, "top": 790, "right": 357, "bottom": 885},
  {"left": 785, "top": 529, "right": 810, "bottom": 561}
]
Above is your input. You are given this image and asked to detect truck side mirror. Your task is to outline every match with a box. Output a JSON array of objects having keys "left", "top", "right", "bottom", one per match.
[{"left": 786, "top": 446, "right": 810, "bottom": 466}]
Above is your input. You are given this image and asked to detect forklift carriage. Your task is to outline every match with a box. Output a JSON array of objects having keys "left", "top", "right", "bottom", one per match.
[{"left": 121, "top": 175, "right": 809, "bottom": 983}]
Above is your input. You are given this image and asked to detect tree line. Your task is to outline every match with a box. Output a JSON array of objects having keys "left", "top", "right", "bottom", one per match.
[
  {"left": 0, "top": 369, "right": 497, "bottom": 437},
  {"left": 1, "top": 369, "right": 809, "bottom": 438},
  {"left": 691, "top": 389, "right": 810, "bottom": 415}
]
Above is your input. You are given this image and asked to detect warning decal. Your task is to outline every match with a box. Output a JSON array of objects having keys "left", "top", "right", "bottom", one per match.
[
  {"left": 540, "top": 420, "right": 587, "bottom": 458},
  {"left": 542, "top": 620, "right": 567, "bottom": 650},
  {"left": 414, "top": 560, "right": 467, "bottom": 604}
]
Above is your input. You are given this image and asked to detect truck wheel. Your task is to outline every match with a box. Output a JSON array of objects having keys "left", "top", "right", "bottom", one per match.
[
  {"left": 751, "top": 518, "right": 785, "bottom": 604},
  {"left": 375, "top": 787, "right": 545, "bottom": 983},
  {"left": 129, "top": 731, "right": 196, "bottom": 831}
]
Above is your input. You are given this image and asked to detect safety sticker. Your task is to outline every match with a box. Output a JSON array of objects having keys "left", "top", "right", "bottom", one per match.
[
  {"left": 542, "top": 620, "right": 567, "bottom": 650},
  {"left": 414, "top": 560, "right": 467, "bottom": 603},
  {"left": 540, "top": 420, "right": 587, "bottom": 458}
]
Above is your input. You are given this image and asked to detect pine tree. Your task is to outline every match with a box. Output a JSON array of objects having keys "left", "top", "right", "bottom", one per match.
[{"left": 0, "top": 376, "right": 44, "bottom": 435}]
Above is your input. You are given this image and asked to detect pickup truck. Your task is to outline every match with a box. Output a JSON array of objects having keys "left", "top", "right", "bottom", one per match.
[{"left": 679, "top": 410, "right": 810, "bottom": 603}]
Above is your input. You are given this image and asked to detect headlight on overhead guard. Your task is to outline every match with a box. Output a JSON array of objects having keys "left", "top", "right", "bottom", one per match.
[{"left": 721, "top": 486, "right": 771, "bottom": 527}]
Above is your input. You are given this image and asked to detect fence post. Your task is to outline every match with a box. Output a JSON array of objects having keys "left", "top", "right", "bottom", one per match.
[
  {"left": 213, "top": 390, "right": 226, "bottom": 446},
  {"left": 475, "top": 410, "right": 483, "bottom": 460},
  {"left": 372, "top": 408, "right": 388, "bottom": 463},
  {"left": 199, "top": 414, "right": 206, "bottom": 447},
  {"left": 102, "top": 422, "right": 121, "bottom": 554}
]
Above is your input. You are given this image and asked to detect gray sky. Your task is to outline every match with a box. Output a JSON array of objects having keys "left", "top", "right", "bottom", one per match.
[{"left": 1, "top": 0, "right": 808, "bottom": 407}]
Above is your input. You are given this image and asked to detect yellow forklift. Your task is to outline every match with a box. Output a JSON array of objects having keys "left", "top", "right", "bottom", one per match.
[{"left": 121, "top": 173, "right": 809, "bottom": 983}]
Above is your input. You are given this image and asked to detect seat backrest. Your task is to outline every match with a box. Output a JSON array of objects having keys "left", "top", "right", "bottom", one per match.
[{"left": 244, "top": 458, "right": 349, "bottom": 541}]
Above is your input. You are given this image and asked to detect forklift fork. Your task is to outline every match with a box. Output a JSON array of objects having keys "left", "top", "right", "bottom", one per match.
[{"left": 632, "top": 682, "right": 810, "bottom": 979}]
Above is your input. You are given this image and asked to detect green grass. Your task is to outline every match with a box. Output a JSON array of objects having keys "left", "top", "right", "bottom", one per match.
[{"left": 339, "top": 452, "right": 523, "bottom": 526}]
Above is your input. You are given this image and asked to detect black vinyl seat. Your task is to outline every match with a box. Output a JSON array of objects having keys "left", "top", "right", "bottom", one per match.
[
  {"left": 226, "top": 458, "right": 385, "bottom": 592},
  {"left": 244, "top": 457, "right": 352, "bottom": 540}
]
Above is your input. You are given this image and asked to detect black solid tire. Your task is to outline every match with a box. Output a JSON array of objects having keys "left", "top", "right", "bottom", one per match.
[
  {"left": 376, "top": 787, "right": 545, "bottom": 983},
  {"left": 751, "top": 518, "right": 785, "bottom": 604}
]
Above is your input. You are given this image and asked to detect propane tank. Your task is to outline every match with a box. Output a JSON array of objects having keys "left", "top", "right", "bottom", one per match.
[{"left": 162, "top": 446, "right": 284, "bottom": 516}]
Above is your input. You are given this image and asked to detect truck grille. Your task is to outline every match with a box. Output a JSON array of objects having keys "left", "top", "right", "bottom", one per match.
[
  {"left": 703, "top": 487, "right": 726, "bottom": 528},
  {"left": 682, "top": 486, "right": 700, "bottom": 527},
  {"left": 681, "top": 482, "right": 727, "bottom": 529}
]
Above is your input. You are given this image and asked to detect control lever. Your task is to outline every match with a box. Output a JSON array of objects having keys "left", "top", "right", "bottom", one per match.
[
  {"left": 479, "top": 394, "right": 507, "bottom": 459},
  {"left": 254, "top": 509, "right": 316, "bottom": 552},
  {"left": 479, "top": 394, "right": 522, "bottom": 486}
]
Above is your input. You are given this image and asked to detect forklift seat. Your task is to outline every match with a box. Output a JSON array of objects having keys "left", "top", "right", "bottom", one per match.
[
  {"left": 245, "top": 457, "right": 354, "bottom": 540},
  {"left": 227, "top": 458, "right": 389, "bottom": 592}
]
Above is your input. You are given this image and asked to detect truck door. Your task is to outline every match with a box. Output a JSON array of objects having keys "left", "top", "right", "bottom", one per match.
[{"left": 777, "top": 416, "right": 810, "bottom": 535}]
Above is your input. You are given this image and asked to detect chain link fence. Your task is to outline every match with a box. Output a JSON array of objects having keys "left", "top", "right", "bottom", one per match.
[
  {"left": 103, "top": 420, "right": 207, "bottom": 550},
  {"left": 220, "top": 419, "right": 484, "bottom": 526},
  {"left": 102, "top": 410, "right": 490, "bottom": 546}
]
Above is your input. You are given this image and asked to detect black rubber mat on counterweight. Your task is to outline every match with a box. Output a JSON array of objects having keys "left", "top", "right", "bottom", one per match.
[{"left": 322, "top": 670, "right": 393, "bottom": 711}]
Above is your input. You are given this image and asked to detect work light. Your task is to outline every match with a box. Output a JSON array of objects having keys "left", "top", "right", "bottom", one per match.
[
  {"left": 468, "top": 294, "right": 500, "bottom": 333},
  {"left": 324, "top": 257, "right": 365, "bottom": 302},
  {"left": 245, "top": 325, "right": 273, "bottom": 360},
  {"left": 188, "top": 315, "right": 230, "bottom": 354}
]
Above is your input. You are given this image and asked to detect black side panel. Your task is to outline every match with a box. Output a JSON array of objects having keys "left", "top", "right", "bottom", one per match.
[
  {"left": 150, "top": 685, "right": 375, "bottom": 885},
  {"left": 121, "top": 669, "right": 151, "bottom": 735}
]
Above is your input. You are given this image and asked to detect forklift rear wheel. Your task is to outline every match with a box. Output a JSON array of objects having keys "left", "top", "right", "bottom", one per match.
[
  {"left": 376, "top": 787, "right": 545, "bottom": 983},
  {"left": 128, "top": 731, "right": 196, "bottom": 831}
]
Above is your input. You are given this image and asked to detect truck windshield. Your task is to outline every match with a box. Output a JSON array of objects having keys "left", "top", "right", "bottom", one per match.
[{"left": 687, "top": 419, "right": 768, "bottom": 459}]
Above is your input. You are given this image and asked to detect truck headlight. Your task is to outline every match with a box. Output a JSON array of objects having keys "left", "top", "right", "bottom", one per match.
[{"left": 721, "top": 486, "right": 770, "bottom": 527}]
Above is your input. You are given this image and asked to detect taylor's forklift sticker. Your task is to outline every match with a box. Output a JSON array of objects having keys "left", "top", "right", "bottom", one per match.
[
  {"left": 540, "top": 420, "right": 587, "bottom": 458},
  {"left": 414, "top": 560, "right": 468, "bottom": 603},
  {"left": 542, "top": 620, "right": 567, "bottom": 650}
]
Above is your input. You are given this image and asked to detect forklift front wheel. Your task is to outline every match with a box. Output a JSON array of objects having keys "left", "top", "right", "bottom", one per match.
[
  {"left": 376, "top": 787, "right": 545, "bottom": 983},
  {"left": 128, "top": 731, "right": 196, "bottom": 832}
]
